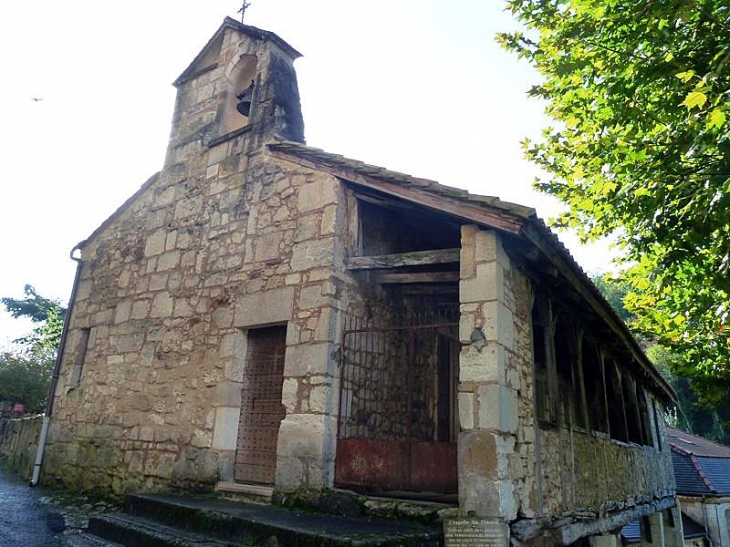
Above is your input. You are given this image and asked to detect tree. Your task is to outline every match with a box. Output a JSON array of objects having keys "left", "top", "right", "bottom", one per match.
[
  {"left": 2, "top": 285, "right": 65, "bottom": 360},
  {"left": 592, "top": 274, "right": 730, "bottom": 443},
  {"left": 500, "top": 0, "right": 730, "bottom": 406},
  {"left": 0, "top": 352, "right": 53, "bottom": 414},
  {"left": 0, "top": 286, "right": 66, "bottom": 413}
]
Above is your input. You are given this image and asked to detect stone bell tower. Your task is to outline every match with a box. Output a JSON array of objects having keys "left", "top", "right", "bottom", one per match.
[{"left": 164, "top": 17, "right": 305, "bottom": 168}]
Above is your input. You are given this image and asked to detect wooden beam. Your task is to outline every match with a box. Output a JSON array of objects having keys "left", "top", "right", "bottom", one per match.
[
  {"left": 521, "top": 223, "right": 676, "bottom": 402},
  {"left": 347, "top": 248, "right": 460, "bottom": 270},
  {"left": 373, "top": 272, "right": 460, "bottom": 284}
]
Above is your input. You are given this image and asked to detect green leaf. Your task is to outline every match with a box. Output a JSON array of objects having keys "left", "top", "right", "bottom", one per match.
[
  {"left": 681, "top": 91, "right": 708, "bottom": 110},
  {"left": 675, "top": 70, "right": 695, "bottom": 83},
  {"left": 707, "top": 108, "right": 726, "bottom": 130}
]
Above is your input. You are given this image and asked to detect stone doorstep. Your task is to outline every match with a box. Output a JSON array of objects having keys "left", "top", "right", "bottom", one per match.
[
  {"left": 329, "top": 489, "right": 459, "bottom": 526},
  {"left": 90, "top": 493, "right": 442, "bottom": 546},
  {"left": 216, "top": 481, "right": 273, "bottom": 505}
]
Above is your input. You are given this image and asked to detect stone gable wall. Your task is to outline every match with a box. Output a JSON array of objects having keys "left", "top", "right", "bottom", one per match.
[{"left": 43, "top": 139, "right": 344, "bottom": 494}]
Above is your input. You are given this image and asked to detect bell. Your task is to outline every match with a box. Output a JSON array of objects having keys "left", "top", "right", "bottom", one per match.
[{"left": 236, "top": 84, "right": 254, "bottom": 117}]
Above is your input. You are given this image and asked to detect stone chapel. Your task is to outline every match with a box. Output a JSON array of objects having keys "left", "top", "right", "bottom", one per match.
[{"left": 41, "top": 17, "right": 683, "bottom": 546}]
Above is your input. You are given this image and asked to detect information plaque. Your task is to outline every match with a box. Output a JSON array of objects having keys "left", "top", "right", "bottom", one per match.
[{"left": 443, "top": 517, "right": 510, "bottom": 547}]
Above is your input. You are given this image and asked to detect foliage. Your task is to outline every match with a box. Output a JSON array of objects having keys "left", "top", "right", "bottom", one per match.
[
  {"left": 591, "top": 273, "right": 634, "bottom": 323},
  {"left": 592, "top": 273, "right": 730, "bottom": 443},
  {"left": 2, "top": 284, "right": 65, "bottom": 324},
  {"left": 647, "top": 345, "right": 730, "bottom": 445},
  {"left": 0, "top": 285, "right": 66, "bottom": 413},
  {"left": 500, "top": 0, "right": 730, "bottom": 405},
  {"left": 0, "top": 352, "right": 53, "bottom": 413},
  {"left": 2, "top": 285, "right": 65, "bottom": 360}
]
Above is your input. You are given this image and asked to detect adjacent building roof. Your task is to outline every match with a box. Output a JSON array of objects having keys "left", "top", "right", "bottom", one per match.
[
  {"left": 620, "top": 519, "right": 642, "bottom": 544},
  {"left": 621, "top": 513, "right": 707, "bottom": 543},
  {"left": 669, "top": 427, "right": 730, "bottom": 496}
]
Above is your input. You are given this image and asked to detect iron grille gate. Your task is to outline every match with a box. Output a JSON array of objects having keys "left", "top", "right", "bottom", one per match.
[{"left": 335, "top": 313, "right": 459, "bottom": 494}]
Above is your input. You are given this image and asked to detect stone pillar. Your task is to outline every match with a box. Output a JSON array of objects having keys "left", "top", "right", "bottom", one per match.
[
  {"left": 273, "top": 174, "right": 343, "bottom": 496},
  {"left": 457, "top": 225, "right": 518, "bottom": 520}
]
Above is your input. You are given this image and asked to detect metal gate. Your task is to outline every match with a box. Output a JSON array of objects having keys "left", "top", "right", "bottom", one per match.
[
  {"left": 234, "top": 326, "right": 287, "bottom": 485},
  {"left": 335, "top": 312, "right": 459, "bottom": 494}
]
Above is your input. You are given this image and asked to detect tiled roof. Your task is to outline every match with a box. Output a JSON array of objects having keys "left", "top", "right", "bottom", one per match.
[
  {"left": 268, "top": 141, "right": 676, "bottom": 402},
  {"left": 672, "top": 451, "right": 714, "bottom": 496},
  {"left": 668, "top": 427, "right": 730, "bottom": 457},
  {"left": 696, "top": 457, "right": 730, "bottom": 495},
  {"left": 669, "top": 427, "right": 730, "bottom": 496},
  {"left": 621, "top": 519, "right": 641, "bottom": 544},
  {"left": 268, "top": 141, "right": 536, "bottom": 218}
]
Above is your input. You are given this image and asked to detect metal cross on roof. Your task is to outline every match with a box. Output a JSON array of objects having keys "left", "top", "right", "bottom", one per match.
[{"left": 238, "top": 1, "right": 251, "bottom": 23}]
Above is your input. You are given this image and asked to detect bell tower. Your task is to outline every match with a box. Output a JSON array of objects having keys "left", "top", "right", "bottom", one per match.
[{"left": 165, "top": 18, "right": 305, "bottom": 167}]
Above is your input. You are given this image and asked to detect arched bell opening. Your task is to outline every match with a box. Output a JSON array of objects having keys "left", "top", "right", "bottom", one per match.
[{"left": 219, "top": 53, "right": 258, "bottom": 135}]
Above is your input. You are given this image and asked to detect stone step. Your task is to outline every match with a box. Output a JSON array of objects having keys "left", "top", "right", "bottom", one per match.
[
  {"left": 88, "top": 514, "right": 239, "bottom": 547},
  {"left": 216, "top": 481, "right": 273, "bottom": 505},
  {"left": 62, "top": 530, "right": 125, "bottom": 547},
  {"left": 117, "top": 493, "right": 442, "bottom": 547}
]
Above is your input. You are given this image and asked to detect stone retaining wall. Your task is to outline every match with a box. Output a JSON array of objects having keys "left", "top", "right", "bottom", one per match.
[{"left": 0, "top": 416, "right": 43, "bottom": 480}]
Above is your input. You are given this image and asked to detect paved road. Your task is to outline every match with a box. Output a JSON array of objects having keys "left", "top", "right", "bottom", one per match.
[{"left": 0, "top": 468, "right": 62, "bottom": 546}]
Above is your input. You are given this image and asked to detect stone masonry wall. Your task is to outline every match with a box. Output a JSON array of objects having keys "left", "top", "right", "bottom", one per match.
[
  {"left": 0, "top": 416, "right": 43, "bottom": 480},
  {"left": 44, "top": 139, "right": 344, "bottom": 495},
  {"left": 457, "top": 225, "right": 677, "bottom": 545}
]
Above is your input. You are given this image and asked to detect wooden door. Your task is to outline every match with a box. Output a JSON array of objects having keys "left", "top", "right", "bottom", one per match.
[{"left": 234, "top": 326, "right": 287, "bottom": 485}]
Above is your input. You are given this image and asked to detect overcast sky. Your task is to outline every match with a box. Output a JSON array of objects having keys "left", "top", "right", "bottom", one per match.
[{"left": 0, "top": 1, "right": 613, "bottom": 346}]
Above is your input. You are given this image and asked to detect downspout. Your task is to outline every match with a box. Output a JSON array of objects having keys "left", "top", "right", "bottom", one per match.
[{"left": 29, "top": 244, "right": 83, "bottom": 486}]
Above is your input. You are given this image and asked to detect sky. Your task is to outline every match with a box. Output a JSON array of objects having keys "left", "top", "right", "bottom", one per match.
[{"left": 0, "top": 0, "right": 613, "bottom": 346}]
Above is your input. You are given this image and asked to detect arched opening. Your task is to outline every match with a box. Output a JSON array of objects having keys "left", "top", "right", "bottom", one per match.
[{"left": 219, "top": 54, "right": 258, "bottom": 136}]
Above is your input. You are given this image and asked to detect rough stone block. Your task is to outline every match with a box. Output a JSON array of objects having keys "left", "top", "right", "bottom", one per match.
[
  {"left": 212, "top": 407, "right": 240, "bottom": 450},
  {"left": 284, "top": 343, "right": 332, "bottom": 376},
  {"left": 282, "top": 378, "right": 298, "bottom": 412},
  {"left": 254, "top": 231, "right": 283, "bottom": 262},
  {"left": 290, "top": 239, "right": 335, "bottom": 271},
  {"left": 298, "top": 284, "right": 327, "bottom": 310},
  {"left": 294, "top": 214, "right": 320, "bottom": 242},
  {"left": 459, "top": 345, "right": 503, "bottom": 384},
  {"left": 297, "top": 177, "right": 337, "bottom": 212},
  {"left": 144, "top": 230, "right": 167, "bottom": 257},
  {"left": 275, "top": 413, "right": 326, "bottom": 491},
  {"left": 114, "top": 301, "right": 132, "bottom": 324},
  {"left": 309, "top": 384, "right": 328, "bottom": 414},
  {"left": 212, "top": 382, "right": 242, "bottom": 407},
  {"left": 150, "top": 292, "right": 174, "bottom": 318},
  {"left": 458, "top": 430, "right": 500, "bottom": 516},
  {"left": 482, "top": 300, "right": 514, "bottom": 348},
  {"left": 157, "top": 251, "right": 181, "bottom": 271},
  {"left": 458, "top": 392, "right": 475, "bottom": 430},
  {"left": 320, "top": 205, "right": 337, "bottom": 235},
  {"left": 233, "top": 287, "right": 294, "bottom": 328},
  {"left": 477, "top": 384, "right": 518, "bottom": 434}
]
